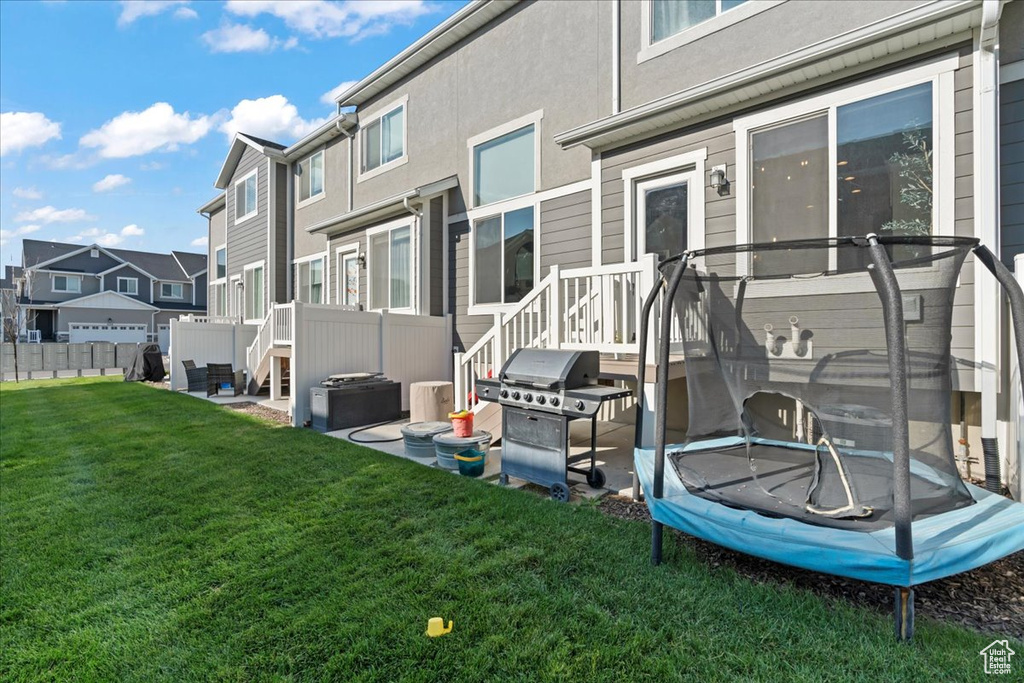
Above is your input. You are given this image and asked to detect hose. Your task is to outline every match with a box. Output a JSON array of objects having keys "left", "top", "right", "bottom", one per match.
[
  {"left": 347, "top": 417, "right": 407, "bottom": 443},
  {"left": 981, "top": 437, "right": 1001, "bottom": 493}
]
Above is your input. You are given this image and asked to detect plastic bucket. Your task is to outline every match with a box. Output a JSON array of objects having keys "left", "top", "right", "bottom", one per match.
[
  {"left": 448, "top": 410, "right": 474, "bottom": 438},
  {"left": 454, "top": 449, "right": 486, "bottom": 477}
]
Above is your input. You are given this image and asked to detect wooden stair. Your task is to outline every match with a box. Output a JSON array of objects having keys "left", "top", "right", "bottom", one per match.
[{"left": 248, "top": 347, "right": 290, "bottom": 395}]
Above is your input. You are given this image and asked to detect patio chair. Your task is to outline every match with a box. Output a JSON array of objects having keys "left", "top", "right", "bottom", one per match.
[
  {"left": 181, "top": 360, "right": 208, "bottom": 392},
  {"left": 206, "top": 363, "right": 246, "bottom": 397}
]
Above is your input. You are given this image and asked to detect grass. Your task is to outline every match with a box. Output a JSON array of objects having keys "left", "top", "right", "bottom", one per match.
[{"left": 0, "top": 377, "right": 1015, "bottom": 682}]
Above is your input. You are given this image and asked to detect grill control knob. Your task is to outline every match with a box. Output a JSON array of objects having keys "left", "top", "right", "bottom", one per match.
[
  {"left": 524, "top": 393, "right": 533, "bottom": 403},
  {"left": 499, "top": 389, "right": 509, "bottom": 399},
  {"left": 549, "top": 397, "right": 560, "bottom": 407},
  {"left": 536, "top": 395, "right": 546, "bottom": 405},
  {"left": 575, "top": 399, "right": 585, "bottom": 411},
  {"left": 511, "top": 390, "right": 520, "bottom": 401}
]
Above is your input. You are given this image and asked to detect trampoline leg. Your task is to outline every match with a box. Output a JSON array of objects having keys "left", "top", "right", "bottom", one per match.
[
  {"left": 894, "top": 587, "right": 914, "bottom": 642},
  {"left": 651, "top": 522, "right": 663, "bottom": 566}
]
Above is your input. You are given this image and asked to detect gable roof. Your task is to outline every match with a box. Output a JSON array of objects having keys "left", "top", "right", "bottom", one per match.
[
  {"left": 54, "top": 289, "right": 159, "bottom": 311},
  {"left": 106, "top": 247, "right": 195, "bottom": 281},
  {"left": 172, "top": 251, "right": 207, "bottom": 277},
  {"left": 22, "top": 239, "right": 93, "bottom": 269},
  {"left": 22, "top": 238, "right": 205, "bottom": 282},
  {"left": 214, "top": 132, "right": 286, "bottom": 189}
]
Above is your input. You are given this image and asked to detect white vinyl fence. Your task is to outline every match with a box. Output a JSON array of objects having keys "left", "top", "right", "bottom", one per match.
[
  {"left": 167, "top": 319, "right": 258, "bottom": 391},
  {"left": 1011, "top": 254, "right": 1023, "bottom": 501}
]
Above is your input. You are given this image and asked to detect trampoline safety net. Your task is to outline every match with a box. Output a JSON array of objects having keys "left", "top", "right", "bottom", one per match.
[{"left": 667, "top": 236, "right": 977, "bottom": 530}]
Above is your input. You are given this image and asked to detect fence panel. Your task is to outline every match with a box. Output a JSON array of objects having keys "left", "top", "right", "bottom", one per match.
[{"left": 42, "top": 343, "right": 69, "bottom": 371}]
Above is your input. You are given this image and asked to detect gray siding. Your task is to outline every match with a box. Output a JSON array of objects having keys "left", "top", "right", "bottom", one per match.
[
  {"left": 154, "top": 280, "right": 193, "bottom": 305},
  {"left": 540, "top": 190, "right": 592, "bottom": 274},
  {"left": 1002, "top": 1, "right": 1024, "bottom": 65},
  {"left": 29, "top": 271, "right": 101, "bottom": 303},
  {"left": 429, "top": 196, "right": 444, "bottom": 317},
  {"left": 46, "top": 249, "right": 120, "bottom": 274},
  {"left": 275, "top": 162, "right": 289, "bottom": 302},
  {"left": 206, "top": 205, "right": 226, "bottom": 305},
  {"left": 193, "top": 272, "right": 208, "bottom": 308},
  {"left": 1001, "top": 75, "right": 1024, "bottom": 267},
  {"left": 326, "top": 226, "right": 371, "bottom": 311},
  {"left": 224, "top": 146, "right": 270, "bottom": 282},
  {"left": 102, "top": 264, "right": 152, "bottom": 304},
  {"left": 448, "top": 219, "right": 492, "bottom": 352}
]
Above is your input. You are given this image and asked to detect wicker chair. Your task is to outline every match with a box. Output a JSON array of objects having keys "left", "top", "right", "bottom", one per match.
[
  {"left": 206, "top": 363, "right": 246, "bottom": 397},
  {"left": 181, "top": 360, "right": 208, "bottom": 392}
]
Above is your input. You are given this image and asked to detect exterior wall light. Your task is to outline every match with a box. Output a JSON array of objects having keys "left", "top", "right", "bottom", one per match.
[{"left": 710, "top": 164, "right": 729, "bottom": 195}]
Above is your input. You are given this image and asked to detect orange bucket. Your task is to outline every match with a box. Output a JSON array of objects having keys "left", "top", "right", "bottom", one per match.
[{"left": 448, "top": 410, "right": 474, "bottom": 438}]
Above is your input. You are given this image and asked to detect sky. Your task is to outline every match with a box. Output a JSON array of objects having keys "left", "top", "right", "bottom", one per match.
[{"left": 0, "top": 0, "right": 466, "bottom": 265}]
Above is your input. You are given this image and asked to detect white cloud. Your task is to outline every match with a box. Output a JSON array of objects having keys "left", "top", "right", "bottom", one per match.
[
  {"left": 15, "top": 206, "right": 94, "bottom": 224},
  {"left": 93, "top": 174, "right": 132, "bottom": 193},
  {"left": 117, "top": 1, "right": 190, "bottom": 26},
  {"left": 38, "top": 152, "right": 94, "bottom": 170},
  {"left": 220, "top": 95, "right": 329, "bottom": 144},
  {"left": 321, "top": 80, "right": 357, "bottom": 105},
  {"left": 0, "top": 112, "right": 62, "bottom": 156},
  {"left": 174, "top": 6, "right": 198, "bottom": 20},
  {"left": 12, "top": 186, "right": 43, "bottom": 200},
  {"left": 225, "top": 0, "right": 433, "bottom": 40},
  {"left": 80, "top": 103, "right": 213, "bottom": 158},
  {"left": 120, "top": 224, "right": 145, "bottom": 237},
  {"left": 0, "top": 225, "right": 42, "bottom": 241},
  {"left": 190, "top": 235, "right": 208, "bottom": 247},
  {"left": 70, "top": 225, "right": 143, "bottom": 247},
  {"left": 202, "top": 23, "right": 276, "bottom": 53},
  {"left": 140, "top": 161, "right": 165, "bottom": 171}
]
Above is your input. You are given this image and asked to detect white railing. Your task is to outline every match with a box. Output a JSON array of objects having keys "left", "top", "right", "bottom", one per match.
[
  {"left": 180, "top": 314, "right": 237, "bottom": 324},
  {"left": 273, "top": 304, "right": 293, "bottom": 344},
  {"left": 245, "top": 303, "right": 296, "bottom": 380}
]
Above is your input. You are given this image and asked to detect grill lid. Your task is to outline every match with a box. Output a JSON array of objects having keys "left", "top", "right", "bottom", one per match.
[{"left": 499, "top": 349, "right": 600, "bottom": 390}]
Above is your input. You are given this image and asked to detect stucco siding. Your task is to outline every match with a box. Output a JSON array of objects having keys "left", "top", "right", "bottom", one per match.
[{"left": 293, "top": 135, "right": 351, "bottom": 253}]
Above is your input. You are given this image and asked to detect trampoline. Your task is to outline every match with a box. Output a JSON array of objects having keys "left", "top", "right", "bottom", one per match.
[{"left": 635, "top": 235, "right": 1024, "bottom": 640}]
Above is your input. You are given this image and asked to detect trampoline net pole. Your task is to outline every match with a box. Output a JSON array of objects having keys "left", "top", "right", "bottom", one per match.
[
  {"left": 634, "top": 272, "right": 667, "bottom": 451},
  {"left": 867, "top": 237, "right": 914, "bottom": 562},
  {"left": 654, "top": 256, "right": 690, "bottom": 500},
  {"left": 973, "top": 244, "right": 1024, "bottom": 395}
]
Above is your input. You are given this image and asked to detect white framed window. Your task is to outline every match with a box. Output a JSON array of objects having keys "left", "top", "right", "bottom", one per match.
[
  {"left": 297, "top": 150, "right": 325, "bottom": 204},
  {"left": 335, "top": 243, "right": 361, "bottom": 308},
  {"left": 243, "top": 262, "right": 265, "bottom": 322},
  {"left": 468, "top": 111, "right": 542, "bottom": 208},
  {"left": 235, "top": 169, "right": 258, "bottom": 222},
  {"left": 215, "top": 245, "right": 226, "bottom": 280},
  {"left": 52, "top": 274, "right": 82, "bottom": 293},
  {"left": 116, "top": 277, "right": 138, "bottom": 295},
  {"left": 213, "top": 282, "right": 227, "bottom": 317},
  {"left": 161, "top": 283, "right": 184, "bottom": 299},
  {"left": 734, "top": 56, "right": 957, "bottom": 288},
  {"left": 367, "top": 219, "right": 414, "bottom": 311},
  {"left": 622, "top": 148, "right": 707, "bottom": 262},
  {"left": 471, "top": 205, "right": 536, "bottom": 309},
  {"left": 640, "top": 1, "right": 781, "bottom": 63},
  {"left": 294, "top": 254, "right": 326, "bottom": 304},
  {"left": 359, "top": 96, "right": 407, "bottom": 181}
]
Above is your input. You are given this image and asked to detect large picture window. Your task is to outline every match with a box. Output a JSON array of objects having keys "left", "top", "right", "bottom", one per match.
[
  {"left": 235, "top": 169, "right": 257, "bottom": 221},
  {"left": 362, "top": 104, "right": 405, "bottom": 175},
  {"left": 298, "top": 150, "right": 325, "bottom": 203},
  {"left": 473, "top": 124, "right": 535, "bottom": 207},
  {"left": 474, "top": 206, "right": 535, "bottom": 306},
  {"left": 369, "top": 224, "right": 412, "bottom": 310},
  {"left": 296, "top": 256, "right": 325, "bottom": 304},
  {"left": 244, "top": 264, "right": 265, "bottom": 321}
]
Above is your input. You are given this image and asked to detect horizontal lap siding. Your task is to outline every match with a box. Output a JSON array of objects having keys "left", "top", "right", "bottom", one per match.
[
  {"left": 540, "top": 190, "right": 591, "bottom": 274},
  {"left": 449, "top": 219, "right": 492, "bottom": 351},
  {"left": 275, "top": 163, "right": 288, "bottom": 303},
  {"left": 225, "top": 147, "right": 269, "bottom": 280},
  {"left": 952, "top": 51, "right": 974, "bottom": 388},
  {"left": 1001, "top": 74, "right": 1024, "bottom": 267}
]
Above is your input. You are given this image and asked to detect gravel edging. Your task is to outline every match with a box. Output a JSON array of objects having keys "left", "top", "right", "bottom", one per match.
[
  {"left": 599, "top": 495, "right": 1024, "bottom": 640},
  {"left": 222, "top": 401, "right": 292, "bottom": 425}
]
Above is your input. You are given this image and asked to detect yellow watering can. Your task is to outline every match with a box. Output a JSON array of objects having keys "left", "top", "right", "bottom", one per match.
[{"left": 426, "top": 617, "right": 453, "bottom": 637}]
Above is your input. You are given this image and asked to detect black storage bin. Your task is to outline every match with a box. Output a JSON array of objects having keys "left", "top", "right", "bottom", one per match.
[{"left": 310, "top": 380, "right": 401, "bottom": 432}]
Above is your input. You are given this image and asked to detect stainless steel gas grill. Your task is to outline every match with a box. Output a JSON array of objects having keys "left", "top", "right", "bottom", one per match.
[{"left": 476, "top": 349, "right": 630, "bottom": 501}]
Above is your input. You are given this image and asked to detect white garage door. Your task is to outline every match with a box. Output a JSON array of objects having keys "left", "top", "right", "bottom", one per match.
[
  {"left": 157, "top": 324, "right": 171, "bottom": 352},
  {"left": 69, "top": 323, "right": 148, "bottom": 344}
]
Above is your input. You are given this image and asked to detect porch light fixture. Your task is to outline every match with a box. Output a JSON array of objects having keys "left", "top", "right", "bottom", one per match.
[
  {"left": 710, "top": 164, "right": 729, "bottom": 195},
  {"left": 358, "top": 252, "right": 366, "bottom": 269}
]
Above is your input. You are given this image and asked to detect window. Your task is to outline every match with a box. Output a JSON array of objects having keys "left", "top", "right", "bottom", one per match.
[
  {"left": 336, "top": 246, "right": 360, "bottom": 308},
  {"left": 736, "top": 58, "right": 956, "bottom": 280},
  {"left": 474, "top": 206, "right": 535, "bottom": 305},
  {"left": 369, "top": 224, "right": 412, "bottom": 310},
  {"left": 52, "top": 274, "right": 81, "bottom": 293},
  {"left": 117, "top": 277, "right": 138, "bottom": 295},
  {"left": 361, "top": 103, "right": 405, "bottom": 175},
  {"left": 235, "top": 169, "right": 257, "bottom": 221},
  {"left": 244, "top": 264, "right": 265, "bottom": 321},
  {"left": 473, "top": 124, "right": 535, "bottom": 207},
  {"left": 651, "top": 0, "right": 746, "bottom": 42},
  {"left": 298, "top": 150, "right": 325, "bottom": 203},
  {"left": 213, "top": 282, "right": 227, "bottom": 317},
  {"left": 161, "top": 283, "right": 184, "bottom": 299},
  {"left": 296, "top": 256, "right": 325, "bottom": 304},
  {"left": 215, "top": 246, "right": 226, "bottom": 279}
]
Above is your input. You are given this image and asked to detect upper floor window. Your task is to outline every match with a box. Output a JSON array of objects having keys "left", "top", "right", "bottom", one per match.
[
  {"left": 298, "top": 150, "right": 325, "bottom": 203},
  {"left": 161, "top": 283, "right": 184, "bottom": 299},
  {"left": 215, "top": 246, "right": 226, "bottom": 280},
  {"left": 235, "top": 169, "right": 258, "bottom": 222},
  {"left": 117, "top": 277, "right": 138, "bottom": 295},
  {"left": 361, "top": 101, "right": 406, "bottom": 177},
  {"left": 470, "top": 114, "right": 540, "bottom": 207},
  {"left": 651, "top": 0, "right": 746, "bottom": 43},
  {"left": 52, "top": 274, "right": 81, "bottom": 293}
]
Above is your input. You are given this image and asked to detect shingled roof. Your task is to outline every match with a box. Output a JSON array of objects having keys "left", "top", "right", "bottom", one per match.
[{"left": 21, "top": 239, "right": 206, "bottom": 282}]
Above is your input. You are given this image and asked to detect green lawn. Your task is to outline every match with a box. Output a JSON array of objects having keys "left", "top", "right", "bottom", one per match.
[{"left": 0, "top": 377, "right": 1012, "bottom": 681}]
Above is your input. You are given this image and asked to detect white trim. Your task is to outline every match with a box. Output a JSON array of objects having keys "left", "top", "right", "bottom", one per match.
[
  {"left": 1001, "top": 59, "right": 1024, "bottom": 84},
  {"left": 450, "top": 178, "right": 590, "bottom": 225},
  {"left": 467, "top": 109, "right": 544, "bottom": 209},
  {"left": 612, "top": 1, "right": 620, "bottom": 114},
  {"left": 214, "top": 244, "right": 227, "bottom": 281},
  {"left": 733, "top": 56, "right": 958, "bottom": 284},
  {"left": 242, "top": 260, "right": 266, "bottom": 324},
  {"left": 622, "top": 148, "right": 708, "bottom": 262},
  {"left": 116, "top": 277, "right": 139, "bottom": 296},
  {"left": 292, "top": 251, "right": 328, "bottom": 305},
  {"left": 296, "top": 148, "right": 326, "bottom": 207},
  {"left": 96, "top": 262, "right": 160, "bottom": 281},
  {"left": 467, "top": 203, "right": 540, "bottom": 317},
  {"left": 366, "top": 216, "right": 417, "bottom": 313},
  {"left": 639, "top": 0, "right": 784, "bottom": 64},
  {"left": 357, "top": 95, "right": 409, "bottom": 182},
  {"left": 267, "top": 157, "right": 275, "bottom": 308},
  {"left": 591, "top": 152, "right": 603, "bottom": 266},
  {"left": 55, "top": 289, "right": 158, "bottom": 311},
  {"left": 234, "top": 168, "right": 258, "bottom": 223},
  {"left": 334, "top": 242, "right": 361, "bottom": 308},
  {"left": 51, "top": 273, "right": 82, "bottom": 293},
  {"left": 229, "top": 274, "right": 242, "bottom": 319},
  {"left": 160, "top": 282, "right": 184, "bottom": 300}
]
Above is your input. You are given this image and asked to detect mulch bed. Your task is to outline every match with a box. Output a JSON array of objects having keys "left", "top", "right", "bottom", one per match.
[
  {"left": 599, "top": 495, "right": 1024, "bottom": 640},
  {"left": 222, "top": 401, "right": 292, "bottom": 425}
]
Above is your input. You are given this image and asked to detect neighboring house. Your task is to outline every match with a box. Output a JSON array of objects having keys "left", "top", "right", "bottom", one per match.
[
  {"left": 15, "top": 239, "right": 207, "bottom": 346},
  {"left": 197, "top": 0, "right": 1024, "bottom": 481}
]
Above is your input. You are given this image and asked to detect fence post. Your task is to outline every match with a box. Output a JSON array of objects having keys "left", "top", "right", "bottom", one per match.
[
  {"left": 289, "top": 300, "right": 303, "bottom": 427},
  {"left": 453, "top": 351, "right": 465, "bottom": 411},
  {"left": 548, "top": 265, "right": 561, "bottom": 349}
]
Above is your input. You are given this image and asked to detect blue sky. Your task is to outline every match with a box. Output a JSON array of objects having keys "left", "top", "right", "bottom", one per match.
[{"left": 0, "top": 0, "right": 465, "bottom": 265}]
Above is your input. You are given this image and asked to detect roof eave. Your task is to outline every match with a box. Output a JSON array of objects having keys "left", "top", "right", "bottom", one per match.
[
  {"left": 307, "top": 175, "right": 458, "bottom": 236},
  {"left": 283, "top": 114, "right": 358, "bottom": 160},
  {"left": 197, "top": 192, "right": 226, "bottom": 215}
]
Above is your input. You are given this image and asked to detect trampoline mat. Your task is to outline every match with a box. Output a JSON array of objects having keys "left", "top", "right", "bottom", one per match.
[{"left": 670, "top": 443, "right": 973, "bottom": 531}]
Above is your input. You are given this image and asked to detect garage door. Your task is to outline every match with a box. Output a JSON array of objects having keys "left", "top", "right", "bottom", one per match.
[
  {"left": 157, "top": 324, "right": 171, "bottom": 352},
  {"left": 68, "top": 323, "right": 148, "bottom": 344}
]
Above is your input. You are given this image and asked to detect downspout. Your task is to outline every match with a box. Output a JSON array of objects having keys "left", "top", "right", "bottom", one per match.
[
  {"left": 612, "top": 0, "right": 621, "bottom": 114},
  {"left": 974, "top": 0, "right": 1002, "bottom": 491},
  {"left": 403, "top": 196, "right": 423, "bottom": 313},
  {"left": 287, "top": 159, "right": 294, "bottom": 302},
  {"left": 336, "top": 118, "right": 356, "bottom": 214}
]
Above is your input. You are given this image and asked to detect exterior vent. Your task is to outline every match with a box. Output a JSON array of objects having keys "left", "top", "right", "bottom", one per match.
[{"left": 90, "top": 248, "right": 99, "bottom": 258}]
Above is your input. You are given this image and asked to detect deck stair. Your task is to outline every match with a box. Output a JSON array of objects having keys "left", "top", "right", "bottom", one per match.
[{"left": 246, "top": 304, "right": 294, "bottom": 396}]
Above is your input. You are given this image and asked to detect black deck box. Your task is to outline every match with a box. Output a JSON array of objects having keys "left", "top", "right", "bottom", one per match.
[{"left": 310, "top": 380, "right": 402, "bottom": 432}]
